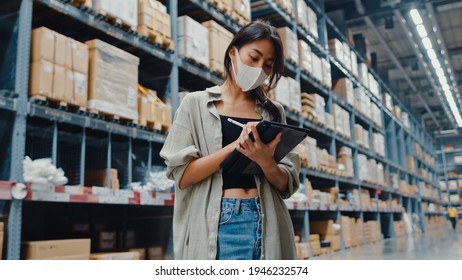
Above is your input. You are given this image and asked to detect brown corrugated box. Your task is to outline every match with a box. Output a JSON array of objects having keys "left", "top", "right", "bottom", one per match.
[
  {"left": 295, "top": 243, "right": 310, "bottom": 259},
  {"left": 54, "top": 33, "right": 67, "bottom": 67},
  {"left": 147, "top": 246, "right": 164, "bottom": 260},
  {"left": 30, "top": 60, "right": 54, "bottom": 97},
  {"left": 73, "top": 71, "right": 88, "bottom": 107},
  {"left": 90, "top": 251, "right": 140, "bottom": 260},
  {"left": 67, "top": 39, "right": 89, "bottom": 74},
  {"left": 321, "top": 234, "right": 340, "bottom": 251},
  {"left": 202, "top": 20, "right": 233, "bottom": 74},
  {"left": 86, "top": 39, "right": 139, "bottom": 121},
  {"left": 276, "top": 27, "right": 299, "bottom": 63},
  {"left": 129, "top": 248, "right": 146, "bottom": 260},
  {"left": 0, "top": 222, "right": 4, "bottom": 231},
  {"left": 85, "top": 168, "right": 119, "bottom": 189},
  {"left": 22, "top": 239, "right": 91, "bottom": 260},
  {"left": 53, "top": 64, "right": 66, "bottom": 101},
  {"left": 138, "top": 1, "right": 171, "bottom": 38},
  {"left": 138, "top": 86, "right": 157, "bottom": 124},
  {"left": 310, "top": 220, "right": 336, "bottom": 235},
  {"left": 31, "top": 27, "right": 55, "bottom": 63}
]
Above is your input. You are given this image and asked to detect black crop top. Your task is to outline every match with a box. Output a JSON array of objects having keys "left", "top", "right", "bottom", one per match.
[{"left": 220, "top": 115, "right": 261, "bottom": 189}]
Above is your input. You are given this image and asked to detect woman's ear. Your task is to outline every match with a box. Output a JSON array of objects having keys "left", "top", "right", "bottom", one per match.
[{"left": 228, "top": 46, "right": 236, "bottom": 59}]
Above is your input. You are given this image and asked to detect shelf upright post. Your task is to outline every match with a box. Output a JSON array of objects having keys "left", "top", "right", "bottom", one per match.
[
  {"left": 7, "top": 0, "right": 33, "bottom": 260},
  {"left": 440, "top": 145, "right": 450, "bottom": 206},
  {"left": 128, "top": 137, "right": 132, "bottom": 185},
  {"left": 52, "top": 120, "right": 58, "bottom": 166},
  {"left": 107, "top": 133, "right": 112, "bottom": 188},
  {"left": 148, "top": 141, "right": 152, "bottom": 173},
  {"left": 314, "top": 0, "right": 327, "bottom": 50},
  {"left": 168, "top": 0, "right": 180, "bottom": 113},
  {"left": 80, "top": 127, "right": 86, "bottom": 186}
]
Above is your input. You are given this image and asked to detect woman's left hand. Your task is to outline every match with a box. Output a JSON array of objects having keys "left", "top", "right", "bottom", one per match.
[{"left": 236, "top": 122, "right": 282, "bottom": 169}]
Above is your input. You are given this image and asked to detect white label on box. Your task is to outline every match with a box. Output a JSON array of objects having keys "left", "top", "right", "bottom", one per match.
[
  {"left": 43, "top": 64, "right": 53, "bottom": 73},
  {"left": 127, "top": 87, "right": 136, "bottom": 107},
  {"left": 74, "top": 72, "right": 86, "bottom": 96}
]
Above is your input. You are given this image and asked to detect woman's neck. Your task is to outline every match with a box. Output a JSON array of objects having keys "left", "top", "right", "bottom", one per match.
[{"left": 220, "top": 79, "right": 252, "bottom": 102}]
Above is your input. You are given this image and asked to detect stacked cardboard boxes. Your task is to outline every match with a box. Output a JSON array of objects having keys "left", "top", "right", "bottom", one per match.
[
  {"left": 355, "top": 124, "right": 369, "bottom": 149},
  {"left": 333, "top": 104, "right": 351, "bottom": 139},
  {"left": 273, "top": 76, "right": 301, "bottom": 113},
  {"left": 357, "top": 154, "right": 368, "bottom": 182},
  {"left": 328, "top": 38, "right": 344, "bottom": 64},
  {"left": 22, "top": 239, "right": 91, "bottom": 260},
  {"left": 340, "top": 216, "right": 351, "bottom": 248},
  {"left": 93, "top": 0, "right": 138, "bottom": 28},
  {"left": 277, "top": 27, "right": 299, "bottom": 64},
  {"left": 332, "top": 78, "right": 354, "bottom": 105},
  {"left": 377, "top": 162, "right": 386, "bottom": 186},
  {"left": 232, "top": 0, "right": 251, "bottom": 23},
  {"left": 357, "top": 63, "right": 369, "bottom": 86},
  {"left": 360, "top": 189, "right": 371, "bottom": 208},
  {"left": 337, "top": 146, "right": 353, "bottom": 177},
  {"left": 294, "top": 236, "right": 311, "bottom": 260},
  {"left": 302, "top": 93, "right": 325, "bottom": 124},
  {"left": 298, "top": 40, "right": 313, "bottom": 74},
  {"left": 325, "top": 112, "right": 335, "bottom": 131},
  {"left": 383, "top": 92, "right": 393, "bottom": 111},
  {"left": 371, "top": 103, "right": 382, "bottom": 127},
  {"left": 178, "top": 16, "right": 209, "bottom": 67},
  {"left": 372, "top": 132, "right": 385, "bottom": 157},
  {"left": 296, "top": 0, "right": 318, "bottom": 39},
  {"left": 310, "top": 234, "right": 321, "bottom": 256},
  {"left": 86, "top": 39, "right": 139, "bottom": 121},
  {"left": 354, "top": 87, "right": 371, "bottom": 119},
  {"left": 91, "top": 251, "right": 140, "bottom": 260},
  {"left": 406, "top": 156, "right": 415, "bottom": 173},
  {"left": 202, "top": 20, "right": 233, "bottom": 74},
  {"left": 311, "top": 53, "right": 323, "bottom": 82},
  {"left": 30, "top": 27, "right": 89, "bottom": 107},
  {"left": 322, "top": 58, "right": 332, "bottom": 89},
  {"left": 310, "top": 220, "right": 340, "bottom": 251},
  {"left": 85, "top": 169, "right": 120, "bottom": 190},
  {"left": 350, "top": 50, "right": 358, "bottom": 78},
  {"left": 393, "top": 105, "right": 401, "bottom": 120},
  {"left": 393, "top": 221, "right": 406, "bottom": 237},
  {"left": 364, "top": 221, "right": 381, "bottom": 243},
  {"left": 306, "top": 136, "right": 318, "bottom": 169},
  {"left": 0, "top": 222, "right": 3, "bottom": 260},
  {"left": 138, "top": 0, "right": 172, "bottom": 49},
  {"left": 138, "top": 85, "right": 173, "bottom": 131},
  {"left": 401, "top": 111, "right": 410, "bottom": 129},
  {"left": 368, "top": 73, "right": 380, "bottom": 98}
]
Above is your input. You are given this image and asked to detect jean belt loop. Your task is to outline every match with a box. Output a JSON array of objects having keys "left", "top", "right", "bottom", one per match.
[{"left": 234, "top": 199, "right": 241, "bottom": 215}]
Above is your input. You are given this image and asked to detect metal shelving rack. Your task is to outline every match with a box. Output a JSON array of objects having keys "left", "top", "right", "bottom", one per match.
[
  {"left": 0, "top": 0, "right": 443, "bottom": 259},
  {"left": 436, "top": 134, "right": 462, "bottom": 208}
]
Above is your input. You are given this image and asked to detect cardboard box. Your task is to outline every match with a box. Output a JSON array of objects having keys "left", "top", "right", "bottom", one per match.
[
  {"left": 311, "top": 53, "right": 323, "bottom": 82},
  {"left": 129, "top": 248, "right": 146, "bottom": 260},
  {"left": 322, "top": 234, "right": 340, "bottom": 251},
  {"left": 73, "top": 71, "right": 88, "bottom": 107},
  {"left": 277, "top": 27, "right": 299, "bottom": 64},
  {"left": 22, "top": 239, "right": 91, "bottom": 260},
  {"left": 29, "top": 60, "right": 54, "bottom": 97},
  {"left": 91, "top": 251, "right": 140, "bottom": 260},
  {"left": 92, "top": 0, "right": 138, "bottom": 27},
  {"left": 310, "top": 220, "right": 336, "bottom": 235},
  {"left": 54, "top": 33, "right": 67, "bottom": 67},
  {"left": 178, "top": 16, "right": 209, "bottom": 67},
  {"left": 202, "top": 20, "right": 233, "bottom": 73},
  {"left": 0, "top": 232, "right": 3, "bottom": 260},
  {"left": 53, "top": 64, "right": 66, "bottom": 101},
  {"left": 68, "top": 39, "right": 89, "bottom": 74},
  {"left": 64, "top": 68, "right": 75, "bottom": 103},
  {"left": 233, "top": 0, "right": 251, "bottom": 20},
  {"left": 31, "top": 27, "right": 55, "bottom": 63},
  {"left": 406, "top": 156, "right": 415, "bottom": 173},
  {"left": 298, "top": 40, "right": 312, "bottom": 74},
  {"left": 86, "top": 39, "right": 139, "bottom": 121},
  {"left": 138, "top": 92, "right": 156, "bottom": 124},
  {"left": 0, "top": 222, "right": 4, "bottom": 231},
  {"left": 147, "top": 246, "right": 164, "bottom": 260},
  {"left": 138, "top": 0, "right": 171, "bottom": 38},
  {"left": 295, "top": 243, "right": 310, "bottom": 259},
  {"left": 332, "top": 78, "right": 354, "bottom": 104},
  {"left": 85, "top": 168, "right": 119, "bottom": 189}
]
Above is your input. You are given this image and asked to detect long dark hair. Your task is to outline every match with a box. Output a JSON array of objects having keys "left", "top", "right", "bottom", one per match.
[{"left": 223, "top": 20, "right": 284, "bottom": 122}]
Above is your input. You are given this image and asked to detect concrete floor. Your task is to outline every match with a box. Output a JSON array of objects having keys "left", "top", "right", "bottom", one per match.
[{"left": 313, "top": 228, "right": 462, "bottom": 260}]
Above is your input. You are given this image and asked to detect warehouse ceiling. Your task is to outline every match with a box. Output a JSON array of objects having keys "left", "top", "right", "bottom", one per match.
[{"left": 324, "top": 0, "right": 462, "bottom": 133}]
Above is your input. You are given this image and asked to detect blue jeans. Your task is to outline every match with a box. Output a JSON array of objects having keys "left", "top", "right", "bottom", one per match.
[{"left": 216, "top": 197, "right": 262, "bottom": 260}]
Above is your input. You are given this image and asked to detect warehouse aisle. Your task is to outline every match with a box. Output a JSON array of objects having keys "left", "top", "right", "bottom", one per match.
[{"left": 313, "top": 228, "right": 462, "bottom": 260}]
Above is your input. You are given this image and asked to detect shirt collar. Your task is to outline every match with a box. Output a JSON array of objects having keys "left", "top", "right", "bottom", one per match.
[{"left": 205, "top": 85, "right": 268, "bottom": 119}]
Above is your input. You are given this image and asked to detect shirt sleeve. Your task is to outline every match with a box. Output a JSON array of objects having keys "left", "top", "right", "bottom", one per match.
[
  {"left": 160, "top": 96, "right": 200, "bottom": 186},
  {"left": 274, "top": 101, "right": 301, "bottom": 199}
]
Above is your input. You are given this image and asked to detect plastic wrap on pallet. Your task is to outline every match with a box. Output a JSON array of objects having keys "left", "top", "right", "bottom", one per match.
[
  {"left": 328, "top": 38, "right": 343, "bottom": 64},
  {"left": 306, "top": 5, "right": 318, "bottom": 39},
  {"left": 296, "top": 0, "right": 309, "bottom": 31},
  {"left": 86, "top": 39, "right": 139, "bottom": 121},
  {"left": 277, "top": 27, "right": 299, "bottom": 64},
  {"left": 272, "top": 76, "right": 301, "bottom": 112},
  {"left": 342, "top": 42, "right": 351, "bottom": 71},
  {"left": 358, "top": 63, "right": 368, "bottom": 87},
  {"left": 93, "top": 0, "right": 138, "bottom": 27},
  {"left": 202, "top": 20, "right": 233, "bottom": 74},
  {"left": 178, "top": 16, "right": 209, "bottom": 68},
  {"left": 321, "top": 58, "right": 332, "bottom": 89},
  {"left": 311, "top": 53, "right": 323, "bottom": 83},
  {"left": 350, "top": 50, "right": 358, "bottom": 78},
  {"left": 298, "top": 40, "right": 312, "bottom": 74}
]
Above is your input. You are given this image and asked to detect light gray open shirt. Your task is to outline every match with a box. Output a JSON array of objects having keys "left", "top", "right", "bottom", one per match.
[{"left": 160, "top": 85, "right": 300, "bottom": 260}]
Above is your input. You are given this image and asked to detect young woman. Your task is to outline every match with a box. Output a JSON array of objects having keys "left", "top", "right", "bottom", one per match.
[{"left": 160, "top": 20, "right": 300, "bottom": 260}]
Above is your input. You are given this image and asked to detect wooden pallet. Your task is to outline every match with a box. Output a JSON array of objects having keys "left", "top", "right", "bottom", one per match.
[
  {"left": 231, "top": 11, "right": 249, "bottom": 26},
  {"left": 88, "top": 108, "right": 136, "bottom": 125},
  {"left": 95, "top": 9, "right": 136, "bottom": 33},
  {"left": 184, "top": 57, "right": 209, "bottom": 70},
  {"left": 137, "top": 25, "right": 174, "bottom": 50},
  {"left": 30, "top": 95, "right": 86, "bottom": 114}
]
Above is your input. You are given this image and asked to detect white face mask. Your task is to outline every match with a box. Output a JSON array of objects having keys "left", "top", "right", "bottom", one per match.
[{"left": 231, "top": 47, "right": 269, "bottom": 92}]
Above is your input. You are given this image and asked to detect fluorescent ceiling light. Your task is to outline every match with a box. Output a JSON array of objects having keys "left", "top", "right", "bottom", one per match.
[
  {"left": 435, "top": 68, "right": 444, "bottom": 77},
  {"left": 431, "top": 59, "right": 441, "bottom": 69},
  {"left": 439, "top": 75, "right": 447, "bottom": 85},
  {"left": 422, "top": 37, "right": 433, "bottom": 50},
  {"left": 410, "top": 9, "right": 423, "bottom": 25},
  {"left": 416, "top": 24, "right": 428, "bottom": 38},
  {"left": 427, "top": 49, "right": 437, "bottom": 60},
  {"left": 442, "top": 83, "right": 450, "bottom": 91}
]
